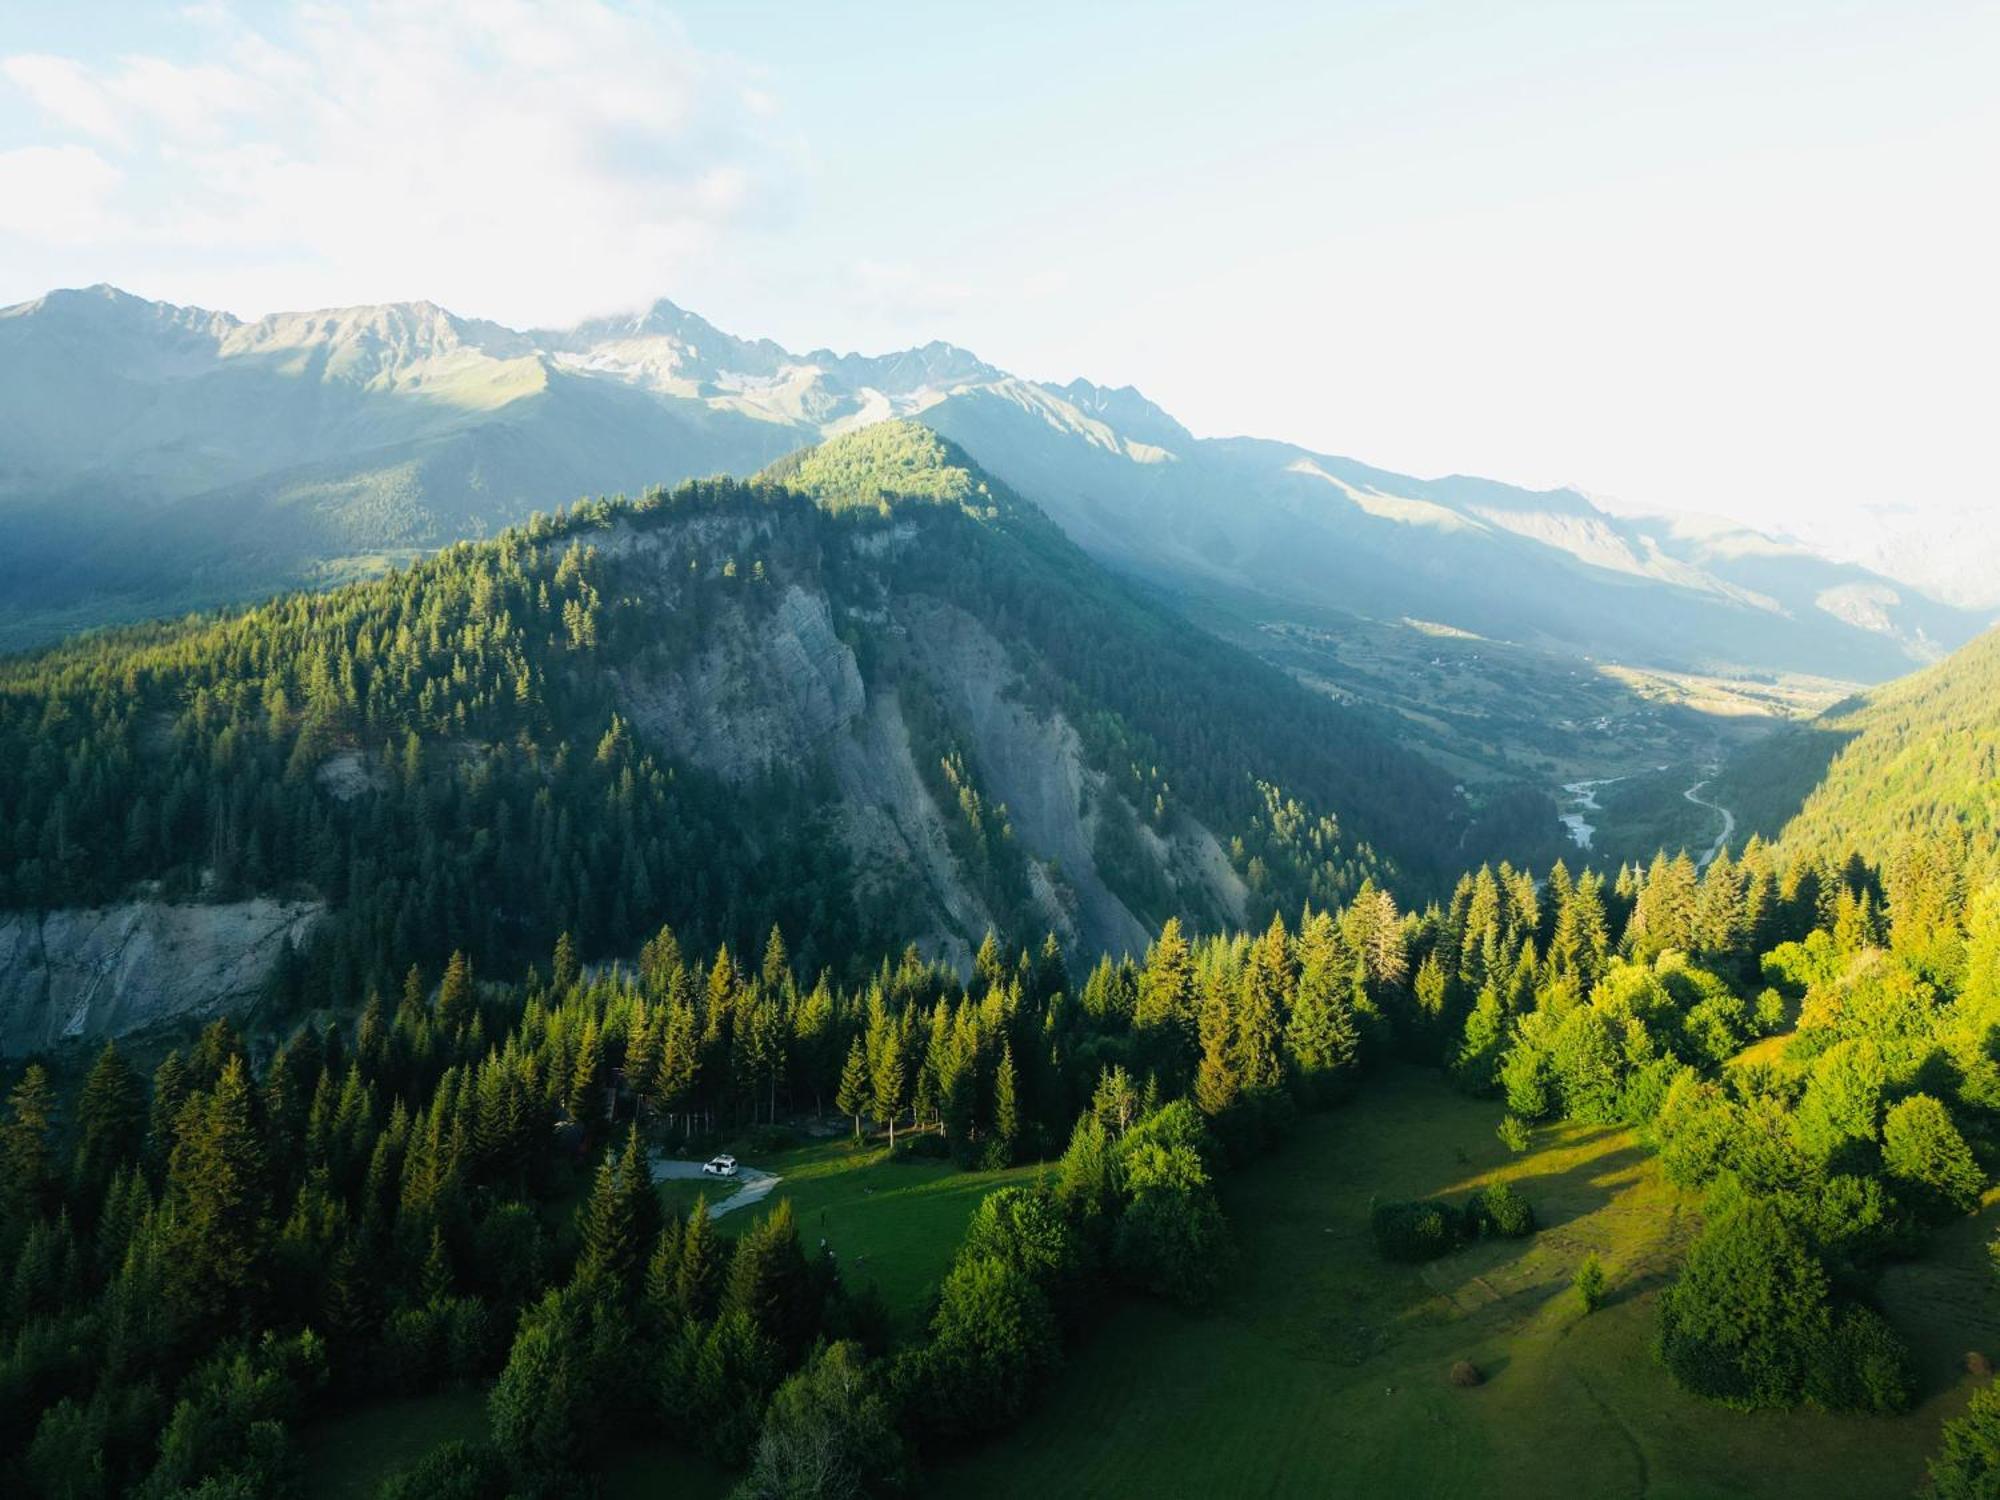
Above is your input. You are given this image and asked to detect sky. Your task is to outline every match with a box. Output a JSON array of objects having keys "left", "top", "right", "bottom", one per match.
[{"left": 0, "top": 0, "right": 1994, "bottom": 540}]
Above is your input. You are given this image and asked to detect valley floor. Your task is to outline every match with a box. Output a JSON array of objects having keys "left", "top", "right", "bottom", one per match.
[
  {"left": 936, "top": 1068, "right": 1998, "bottom": 1500},
  {"left": 298, "top": 1070, "right": 2000, "bottom": 1500}
]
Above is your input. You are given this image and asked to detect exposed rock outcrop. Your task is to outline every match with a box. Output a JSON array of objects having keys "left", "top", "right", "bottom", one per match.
[
  {"left": 618, "top": 582, "right": 866, "bottom": 778},
  {"left": 0, "top": 899, "right": 323, "bottom": 1055}
]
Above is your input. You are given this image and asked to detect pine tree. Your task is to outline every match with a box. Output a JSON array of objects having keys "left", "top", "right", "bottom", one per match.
[
  {"left": 870, "top": 1025, "right": 907, "bottom": 1148},
  {"left": 1135, "top": 917, "right": 1199, "bottom": 1075},
  {"left": 552, "top": 931, "right": 580, "bottom": 992},
  {"left": 1194, "top": 980, "right": 1240, "bottom": 1118},
  {"left": 422, "top": 1223, "right": 453, "bottom": 1306},
  {"left": 166, "top": 1056, "right": 270, "bottom": 1328},
  {"left": 836, "top": 1036, "right": 872, "bottom": 1141},
  {"left": 723, "top": 1198, "right": 812, "bottom": 1359},
  {"left": 576, "top": 1129, "right": 656, "bottom": 1295},
  {"left": 990, "top": 1043, "right": 1020, "bottom": 1167},
  {"left": 1235, "top": 913, "right": 1290, "bottom": 1092},
  {"left": 436, "top": 949, "right": 474, "bottom": 1035},
  {"left": 1, "top": 1064, "right": 57, "bottom": 1228},
  {"left": 73, "top": 1042, "right": 145, "bottom": 1198},
  {"left": 148, "top": 1049, "right": 191, "bottom": 1168},
  {"left": 676, "top": 1198, "right": 724, "bottom": 1321},
  {"left": 1285, "top": 910, "right": 1360, "bottom": 1101}
]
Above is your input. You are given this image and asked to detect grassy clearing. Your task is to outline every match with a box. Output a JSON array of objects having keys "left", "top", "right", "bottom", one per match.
[
  {"left": 934, "top": 1068, "right": 1990, "bottom": 1500},
  {"left": 659, "top": 1133, "right": 1043, "bottom": 1338},
  {"left": 298, "top": 1129, "right": 1032, "bottom": 1498}
]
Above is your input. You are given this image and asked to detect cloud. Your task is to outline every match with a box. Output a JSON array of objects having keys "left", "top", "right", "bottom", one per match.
[
  {"left": 0, "top": 144, "right": 123, "bottom": 242},
  {"left": 0, "top": 0, "right": 796, "bottom": 325}
]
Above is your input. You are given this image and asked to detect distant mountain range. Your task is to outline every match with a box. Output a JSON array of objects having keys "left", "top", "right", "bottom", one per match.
[{"left": 0, "top": 282, "right": 1985, "bottom": 679}]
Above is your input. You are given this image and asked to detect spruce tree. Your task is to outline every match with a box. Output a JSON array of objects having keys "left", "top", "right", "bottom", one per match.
[
  {"left": 1, "top": 1064, "right": 56, "bottom": 1230},
  {"left": 990, "top": 1043, "right": 1020, "bottom": 1167},
  {"left": 675, "top": 1198, "right": 724, "bottom": 1321},
  {"left": 73, "top": 1042, "right": 145, "bottom": 1200},
  {"left": 166, "top": 1056, "right": 270, "bottom": 1328},
  {"left": 835, "top": 1037, "right": 871, "bottom": 1141}
]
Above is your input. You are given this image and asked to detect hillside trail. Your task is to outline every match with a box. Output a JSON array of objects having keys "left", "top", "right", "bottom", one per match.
[{"left": 1683, "top": 775, "right": 1736, "bottom": 868}]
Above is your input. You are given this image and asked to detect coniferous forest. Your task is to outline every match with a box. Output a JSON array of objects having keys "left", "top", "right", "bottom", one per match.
[
  {"left": 1, "top": 435, "right": 1999, "bottom": 1495},
  {"left": 0, "top": 17, "right": 1995, "bottom": 1492}
]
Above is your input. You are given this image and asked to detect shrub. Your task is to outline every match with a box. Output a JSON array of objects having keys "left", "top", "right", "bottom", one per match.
[
  {"left": 1753, "top": 987, "right": 1787, "bottom": 1034},
  {"left": 1807, "top": 1305, "right": 1913, "bottom": 1414},
  {"left": 1928, "top": 1377, "right": 2000, "bottom": 1499},
  {"left": 892, "top": 1132, "right": 950, "bottom": 1162},
  {"left": 1113, "top": 1142, "right": 1233, "bottom": 1307},
  {"left": 1470, "top": 1183, "right": 1535, "bottom": 1239},
  {"left": 737, "top": 1341, "right": 910, "bottom": 1500},
  {"left": 741, "top": 1124, "right": 800, "bottom": 1155},
  {"left": 1371, "top": 1199, "right": 1466, "bottom": 1263},
  {"left": 896, "top": 1254, "right": 1060, "bottom": 1442},
  {"left": 1654, "top": 1202, "right": 1834, "bottom": 1409},
  {"left": 376, "top": 1440, "right": 509, "bottom": 1500},
  {"left": 1575, "top": 1254, "right": 1607, "bottom": 1314},
  {"left": 1496, "top": 1116, "right": 1530, "bottom": 1154},
  {"left": 1883, "top": 1094, "right": 1985, "bottom": 1220}
]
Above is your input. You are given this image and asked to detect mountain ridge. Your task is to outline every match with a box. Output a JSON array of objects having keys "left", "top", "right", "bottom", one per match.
[{"left": 0, "top": 283, "right": 1984, "bottom": 681}]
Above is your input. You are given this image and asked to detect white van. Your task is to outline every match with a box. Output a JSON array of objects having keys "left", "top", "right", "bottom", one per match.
[{"left": 702, "top": 1154, "right": 740, "bottom": 1178}]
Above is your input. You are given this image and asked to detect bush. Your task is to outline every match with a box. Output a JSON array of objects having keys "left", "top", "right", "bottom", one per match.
[
  {"left": 1496, "top": 1116, "right": 1530, "bottom": 1154},
  {"left": 376, "top": 1440, "right": 509, "bottom": 1500},
  {"left": 737, "top": 1341, "right": 910, "bottom": 1500},
  {"left": 891, "top": 1132, "right": 950, "bottom": 1162},
  {"left": 741, "top": 1124, "right": 800, "bottom": 1156},
  {"left": 1113, "top": 1143, "right": 1233, "bottom": 1307},
  {"left": 1469, "top": 1183, "right": 1536, "bottom": 1239},
  {"left": 1371, "top": 1199, "right": 1467, "bottom": 1263},
  {"left": 1575, "top": 1254, "right": 1607, "bottom": 1314},
  {"left": 1753, "top": 987, "right": 1787, "bottom": 1034},
  {"left": 1883, "top": 1094, "right": 1985, "bottom": 1221},
  {"left": 1928, "top": 1377, "right": 2000, "bottom": 1499},
  {"left": 1807, "top": 1305, "right": 1912, "bottom": 1414},
  {"left": 1654, "top": 1202, "right": 1835, "bottom": 1410},
  {"left": 896, "top": 1254, "right": 1059, "bottom": 1442}
]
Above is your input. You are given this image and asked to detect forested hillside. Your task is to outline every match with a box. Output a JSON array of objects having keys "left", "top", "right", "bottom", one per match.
[
  {"left": 6, "top": 774, "right": 2000, "bottom": 1494},
  {"left": 1771, "top": 627, "right": 2000, "bottom": 883},
  {"left": 0, "top": 424, "right": 1504, "bottom": 1048}
]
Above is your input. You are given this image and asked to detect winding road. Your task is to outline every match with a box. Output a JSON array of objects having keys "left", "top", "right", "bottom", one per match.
[{"left": 1683, "top": 776, "right": 1736, "bottom": 869}]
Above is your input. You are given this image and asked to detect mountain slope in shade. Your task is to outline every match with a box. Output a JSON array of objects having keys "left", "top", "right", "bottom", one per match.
[{"left": 0, "top": 283, "right": 1983, "bottom": 682}]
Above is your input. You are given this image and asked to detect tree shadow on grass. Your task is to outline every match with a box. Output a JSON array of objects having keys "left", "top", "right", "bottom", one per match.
[{"left": 1431, "top": 1137, "right": 1656, "bottom": 1235}]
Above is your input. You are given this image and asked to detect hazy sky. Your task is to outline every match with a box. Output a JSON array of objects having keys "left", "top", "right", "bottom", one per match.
[{"left": 1, "top": 1, "right": 1994, "bottom": 536}]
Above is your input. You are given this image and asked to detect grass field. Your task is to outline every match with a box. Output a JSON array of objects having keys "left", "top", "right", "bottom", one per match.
[
  {"left": 300, "top": 1128, "right": 1035, "bottom": 1497},
  {"left": 933, "top": 1068, "right": 2000, "bottom": 1500},
  {"left": 656, "top": 1132, "right": 1044, "bottom": 1337}
]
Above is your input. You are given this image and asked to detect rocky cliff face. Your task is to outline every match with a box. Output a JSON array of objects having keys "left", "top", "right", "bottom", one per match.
[
  {"left": 0, "top": 898, "right": 323, "bottom": 1055},
  {"left": 606, "top": 509, "right": 1246, "bottom": 962}
]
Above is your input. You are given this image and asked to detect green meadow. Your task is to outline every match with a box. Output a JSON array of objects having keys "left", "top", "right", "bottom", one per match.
[
  {"left": 937, "top": 1068, "right": 1999, "bottom": 1499},
  {"left": 302, "top": 1073, "right": 2000, "bottom": 1500}
]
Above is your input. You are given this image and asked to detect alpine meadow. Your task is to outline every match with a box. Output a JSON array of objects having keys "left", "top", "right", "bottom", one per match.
[{"left": 0, "top": 5, "right": 1996, "bottom": 1499}]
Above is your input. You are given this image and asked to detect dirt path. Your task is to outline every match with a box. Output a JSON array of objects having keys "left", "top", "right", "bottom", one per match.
[
  {"left": 1682, "top": 775, "right": 1736, "bottom": 868},
  {"left": 648, "top": 1157, "right": 784, "bottom": 1218}
]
